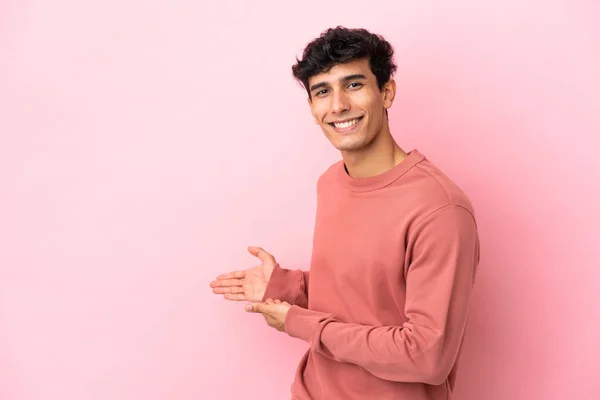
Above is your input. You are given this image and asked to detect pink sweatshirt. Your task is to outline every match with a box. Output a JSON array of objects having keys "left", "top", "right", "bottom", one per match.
[{"left": 262, "top": 149, "right": 480, "bottom": 400}]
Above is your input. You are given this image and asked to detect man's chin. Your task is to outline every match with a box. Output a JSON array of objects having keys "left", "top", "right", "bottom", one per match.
[
  {"left": 323, "top": 131, "right": 369, "bottom": 152},
  {"left": 333, "top": 141, "right": 366, "bottom": 152}
]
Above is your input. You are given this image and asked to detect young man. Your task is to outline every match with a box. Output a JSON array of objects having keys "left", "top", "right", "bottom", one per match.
[{"left": 210, "top": 26, "right": 480, "bottom": 400}]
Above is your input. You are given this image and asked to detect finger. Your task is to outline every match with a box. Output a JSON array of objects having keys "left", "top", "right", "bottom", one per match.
[
  {"left": 212, "top": 286, "right": 244, "bottom": 294},
  {"left": 245, "top": 302, "right": 271, "bottom": 313},
  {"left": 210, "top": 278, "right": 243, "bottom": 288},
  {"left": 265, "top": 298, "right": 274, "bottom": 304},
  {"left": 215, "top": 270, "right": 246, "bottom": 280},
  {"left": 223, "top": 293, "right": 247, "bottom": 301},
  {"left": 247, "top": 246, "right": 275, "bottom": 263},
  {"left": 274, "top": 299, "right": 281, "bottom": 304}
]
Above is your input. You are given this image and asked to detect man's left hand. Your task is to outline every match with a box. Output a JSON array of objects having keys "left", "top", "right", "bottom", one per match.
[{"left": 245, "top": 298, "right": 291, "bottom": 332}]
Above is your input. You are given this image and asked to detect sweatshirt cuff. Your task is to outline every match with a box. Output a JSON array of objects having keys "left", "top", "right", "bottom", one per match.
[
  {"left": 262, "top": 263, "right": 300, "bottom": 304},
  {"left": 285, "top": 305, "right": 334, "bottom": 343}
]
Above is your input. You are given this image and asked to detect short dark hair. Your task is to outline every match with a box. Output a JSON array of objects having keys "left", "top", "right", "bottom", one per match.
[{"left": 292, "top": 26, "right": 397, "bottom": 99}]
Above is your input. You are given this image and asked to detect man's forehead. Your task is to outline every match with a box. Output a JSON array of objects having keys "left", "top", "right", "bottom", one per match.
[{"left": 309, "top": 59, "right": 371, "bottom": 84}]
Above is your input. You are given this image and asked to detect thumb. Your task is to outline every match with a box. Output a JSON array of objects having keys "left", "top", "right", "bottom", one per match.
[
  {"left": 244, "top": 302, "right": 262, "bottom": 313},
  {"left": 245, "top": 302, "right": 274, "bottom": 314},
  {"left": 247, "top": 246, "right": 274, "bottom": 263}
]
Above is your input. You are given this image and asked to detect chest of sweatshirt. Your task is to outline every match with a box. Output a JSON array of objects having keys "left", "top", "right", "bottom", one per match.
[{"left": 307, "top": 170, "right": 455, "bottom": 327}]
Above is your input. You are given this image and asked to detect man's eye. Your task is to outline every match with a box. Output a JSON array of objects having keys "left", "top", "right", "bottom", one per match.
[
  {"left": 348, "top": 82, "right": 363, "bottom": 89},
  {"left": 316, "top": 89, "right": 329, "bottom": 96}
]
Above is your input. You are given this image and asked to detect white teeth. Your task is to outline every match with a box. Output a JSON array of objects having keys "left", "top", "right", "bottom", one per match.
[{"left": 333, "top": 118, "right": 359, "bottom": 129}]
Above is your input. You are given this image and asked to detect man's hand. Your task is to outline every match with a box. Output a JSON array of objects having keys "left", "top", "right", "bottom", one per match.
[
  {"left": 245, "top": 298, "right": 291, "bottom": 332},
  {"left": 209, "top": 246, "right": 277, "bottom": 302}
]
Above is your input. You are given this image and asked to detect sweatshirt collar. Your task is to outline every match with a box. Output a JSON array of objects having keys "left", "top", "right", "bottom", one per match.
[{"left": 338, "top": 149, "right": 425, "bottom": 192}]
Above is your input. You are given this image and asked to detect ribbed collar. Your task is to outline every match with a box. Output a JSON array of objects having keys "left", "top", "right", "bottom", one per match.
[{"left": 337, "top": 149, "right": 425, "bottom": 192}]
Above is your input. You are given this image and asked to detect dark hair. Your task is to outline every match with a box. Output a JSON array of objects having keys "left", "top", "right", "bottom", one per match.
[{"left": 292, "top": 26, "right": 397, "bottom": 99}]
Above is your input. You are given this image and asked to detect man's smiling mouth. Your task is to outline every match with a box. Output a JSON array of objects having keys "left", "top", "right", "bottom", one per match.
[{"left": 328, "top": 117, "right": 364, "bottom": 129}]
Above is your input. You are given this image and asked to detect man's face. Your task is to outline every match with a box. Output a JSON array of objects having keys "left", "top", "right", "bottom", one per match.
[{"left": 307, "top": 58, "right": 395, "bottom": 152}]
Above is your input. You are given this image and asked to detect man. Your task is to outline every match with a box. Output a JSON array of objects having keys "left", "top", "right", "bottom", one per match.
[{"left": 210, "top": 26, "right": 480, "bottom": 400}]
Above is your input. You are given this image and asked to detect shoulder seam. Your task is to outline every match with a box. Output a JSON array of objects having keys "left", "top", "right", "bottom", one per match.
[
  {"left": 414, "top": 163, "right": 453, "bottom": 203},
  {"left": 412, "top": 203, "right": 476, "bottom": 233}
]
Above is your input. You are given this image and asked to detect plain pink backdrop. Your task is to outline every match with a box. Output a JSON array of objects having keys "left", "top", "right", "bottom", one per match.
[{"left": 1, "top": 1, "right": 599, "bottom": 399}]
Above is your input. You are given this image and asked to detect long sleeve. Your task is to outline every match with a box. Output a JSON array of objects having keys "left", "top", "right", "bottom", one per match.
[
  {"left": 262, "top": 263, "right": 310, "bottom": 308},
  {"left": 284, "top": 205, "right": 480, "bottom": 385}
]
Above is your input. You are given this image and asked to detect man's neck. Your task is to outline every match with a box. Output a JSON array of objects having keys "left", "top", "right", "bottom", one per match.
[{"left": 342, "top": 131, "right": 407, "bottom": 179}]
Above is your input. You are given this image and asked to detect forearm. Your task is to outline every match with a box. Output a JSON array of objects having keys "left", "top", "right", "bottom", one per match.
[
  {"left": 285, "top": 306, "right": 466, "bottom": 385},
  {"left": 262, "top": 264, "right": 309, "bottom": 308}
]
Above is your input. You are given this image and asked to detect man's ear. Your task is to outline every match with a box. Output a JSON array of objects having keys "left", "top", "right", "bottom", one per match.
[{"left": 382, "top": 79, "right": 397, "bottom": 110}]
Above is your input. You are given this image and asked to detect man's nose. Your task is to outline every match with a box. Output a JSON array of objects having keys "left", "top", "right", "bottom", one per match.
[{"left": 331, "top": 90, "right": 349, "bottom": 114}]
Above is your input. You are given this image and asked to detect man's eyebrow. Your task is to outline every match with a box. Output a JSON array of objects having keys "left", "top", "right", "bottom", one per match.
[
  {"left": 309, "top": 74, "right": 367, "bottom": 93},
  {"left": 341, "top": 74, "right": 367, "bottom": 83},
  {"left": 309, "top": 81, "right": 328, "bottom": 93}
]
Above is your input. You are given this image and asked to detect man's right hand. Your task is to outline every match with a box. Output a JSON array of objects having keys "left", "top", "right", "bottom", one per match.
[{"left": 209, "top": 246, "right": 277, "bottom": 302}]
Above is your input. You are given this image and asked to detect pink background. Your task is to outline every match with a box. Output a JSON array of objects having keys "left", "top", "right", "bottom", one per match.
[{"left": 1, "top": 1, "right": 599, "bottom": 399}]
